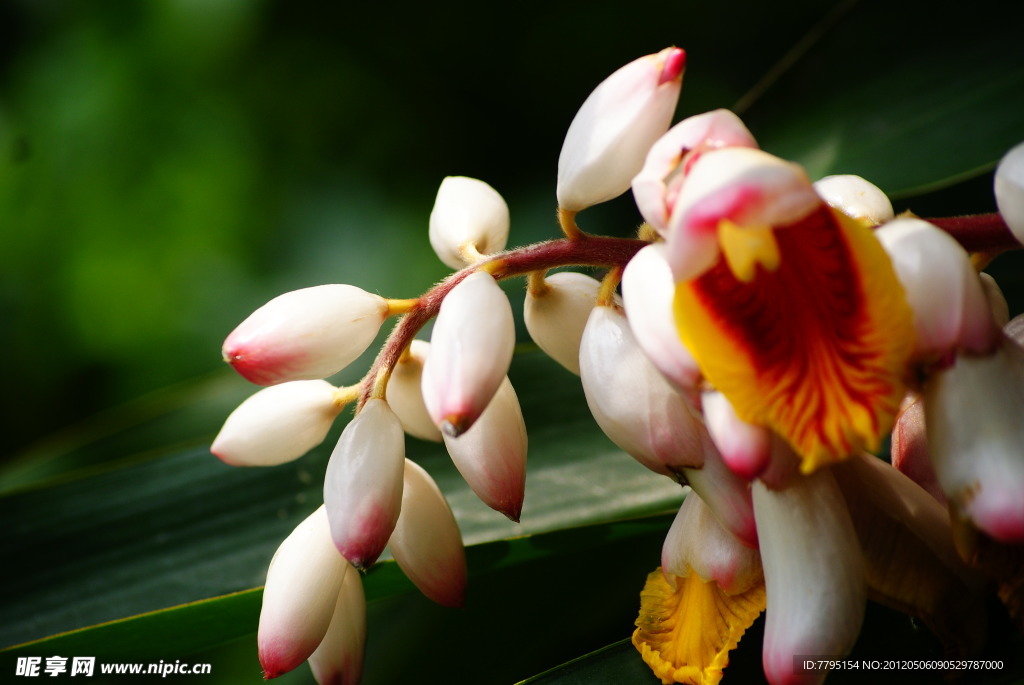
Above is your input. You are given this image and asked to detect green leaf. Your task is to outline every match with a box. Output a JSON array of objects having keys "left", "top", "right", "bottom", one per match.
[
  {"left": 743, "top": 0, "right": 1024, "bottom": 197},
  {"left": 0, "top": 351, "right": 681, "bottom": 650}
]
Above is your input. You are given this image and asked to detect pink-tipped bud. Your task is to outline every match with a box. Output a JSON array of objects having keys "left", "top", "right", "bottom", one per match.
[
  {"left": 995, "top": 140, "right": 1024, "bottom": 244},
  {"left": 662, "top": 491, "right": 762, "bottom": 595},
  {"left": 621, "top": 243, "right": 702, "bottom": 392},
  {"left": 925, "top": 333, "right": 1024, "bottom": 543},
  {"left": 421, "top": 271, "right": 515, "bottom": 436},
  {"left": 579, "top": 304, "right": 704, "bottom": 476},
  {"left": 323, "top": 399, "right": 405, "bottom": 569},
  {"left": 876, "top": 218, "right": 1000, "bottom": 357},
  {"left": 753, "top": 471, "right": 865, "bottom": 685},
  {"left": 813, "top": 174, "right": 894, "bottom": 226},
  {"left": 211, "top": 380, "right": 342, "bottom": 467},
  {"left": 385, "top": 340, "right": 443, "bottom": 442},
  {"left": 307, "top": 559, "right": 366, "bottom": 685},
  {"left": 632, "top": 109, "right": 758, "bottom": 235},
  {"left": 680, "top": 432, "right": 759, "bottom": 548},
  {"left": 258, "top": 506, "right": 348, "bottom": 679},
  {"left": 442, "top": 376, "right": 527, "bottom": 522},
  {"left": 557, "top": 47, "right": 685, "bottom": 212},
  {"left": 429, "top": 176, "right": 510, "bottom": 269},
  {"left": 223, "top": 285, "right": 388, "bottom": 385},
  {"left": 666, "top": 147, "right": 820, "bottom": 282},
  {"left": 389, "top": 460, "right": 468, "bottom": 607},
  {"left": 524, "top": 271, "right": 601, "bottom": 375},
  {"left": 701, "top": 390, "right": 771, "bottom": 480}
]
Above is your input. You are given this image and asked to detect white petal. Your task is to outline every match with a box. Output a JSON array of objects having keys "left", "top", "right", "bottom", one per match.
[
  {"left": 385, "top": 340, "right": 442, "bottom": 442},
  {"left": 442, "top": 376, "right": 527, "bottom": 521},
  {"left": 632, "top": 109, "right": 757, "bottom": 234},
  {"left": 620, "top": 243, "right": 702, "bottom": 391},
  {"left": 524, "top": 271, "right": 601, "bottom": 375},
  {"left": 429, "top": 176, "right": 510, "bottom": 269},
  {"left": 258, "top": 506, "right": 348, "bottom": 679},
  {"left": 925, "top": 334, "right": 1024, "bottom": 542},
  {"left": 223, "top": 285, "right": 388, "bottom": 385},
  {"left": 680, "top": 432, "right": 758, "bottom": 548},
  {"left": 979, "top": 272, "right": 1010, "bottom": 328},
  {"left": 876, "top": 218, "right": 998, "bottom": 356},
  {"left": 701, "top": 390, "right": 771, "bottom": 480},
  {"left": 667, "top": 147, "right": 819, "bottom": 282},
  {"left": 995, "top": 140, "right": 1024, "bottom": 244},
  {"left": 389, "top": 459, "right": 467, "bottom": 607},
  {"left": 662, "top": 491, "right": 762, "bottom": 595},
  {"left": 421, "top": 271, "right": 515, "bottom": 436},
  {"left": 812, "top": 174, "right": 894, "bottom": 225},
  {"left": 557, "top": 48, "right": 685, "bottom": 212},
  {"left": 579, "top": 304, "right": 703, "bottom": 475},
  {"left": 323, "top": 399, "right": 405, "bottom": 568},
  {"left": 212, "top": 380, "right": 341, "bottom": 466},
  {"left": 308, "top": 560, "right": 366, "bottom": 685},
  {"left": 753, "top": 472, "right": 865, "bottom": 685}
]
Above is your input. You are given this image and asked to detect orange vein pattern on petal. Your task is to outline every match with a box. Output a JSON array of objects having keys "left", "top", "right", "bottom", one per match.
[
  {"left": 674, "top": 205, "right": 914, "bottom": 472},
  {"left": 633, "top": 568, "right": 766, "bottom": 685}
]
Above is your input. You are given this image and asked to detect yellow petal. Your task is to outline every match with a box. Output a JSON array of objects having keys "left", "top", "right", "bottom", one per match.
[
  {"left": 674, "top": 205, "right": 915, "bottom": 472},
  {"left": 633, "top": 567, "right": 766, "bottom": 685}
]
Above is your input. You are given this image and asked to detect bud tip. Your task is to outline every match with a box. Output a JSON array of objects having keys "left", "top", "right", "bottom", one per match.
[{"left": 659, "top": 48, "right": 686, "bottom": 85}]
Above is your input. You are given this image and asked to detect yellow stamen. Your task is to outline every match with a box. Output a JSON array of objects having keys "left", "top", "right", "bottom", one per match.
[
  {"left": 633, "top": 568, "right": 766, "bottom": 685},
  {"left": 717, "top": 219, "right": 780, "bottom": 283}
]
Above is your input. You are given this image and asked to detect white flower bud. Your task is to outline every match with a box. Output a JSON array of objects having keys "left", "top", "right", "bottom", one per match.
[
  {"left": 925, "top": 334, "right": 1024, "bottom": 543},
  {"left": 389, "top": 459, "right": 467, "bottom": 607},
  {"left": 620, "top": 243, "right": 701, "bottom": 391},
  {"left": 212, "top": 380, "right": 342, "bottom": 467},
  {"left": 421, "top": 271, "right": 515, "bottom": 436},
  {"left": 557, "top": 47, "right": 685, "bottom": 212},
  {"left": 632, "top": 109, "right": 758, "bottom": 235},
  {"left": 754, "top": 472, "right": 865, "bottom": 685},
  {"left": 429, "top": 176, "right": 510, "bottom": 269},
  {"left": 579, "top": 304, "right": 703, "bottom": 476},
  {"left": 875, "top": 218, "right": 999, "bottom": 357},
  {"left": 307, "top": 561, "right": 365, "bottom": 685},
  {"left": 323, "top": 399, "right": 405, "bottom": 569},
  {"left": 524, "top": 271, "right": 601, "bottom": 375},
  {"left": 258, "top": 506, "right": 348, "bottom": 679},
  {"left": 813, "top": 174, "right": 894, "bottom": 225},
  {"left": 442, "top": 376, "right": 527, "bottom": 522},
  {"left": 995, "top": 140, "right": 1024, "bottom": 244},
  {"left": 223, "top": 285, "right": 388, "bottom": 385},
  {"left": 385, "top": 340, "right": 442, "bottom": 442}
]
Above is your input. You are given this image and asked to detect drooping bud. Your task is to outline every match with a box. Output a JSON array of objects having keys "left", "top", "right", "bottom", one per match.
[
  {"left": 524, "top": 271, "right": 601, "bottom": 375},
  {"left": 258, "top": 506, "right": 348, "bottom": 679},
  {"left": 700, "top": 389, "right": 771, "bottom": 481},
  {"left": 662, "top": 491, "right": 762, "bottom": 596},
  {"left": 223, "top": 285, "right": 388, "bottom": 385},
  {"left": 924, "top": 332, "right": 1024, "bottom": 543},
  {"left": 389, "top": 459, "right": 468, "bottom": 607},
  {"left": 429, "top": 176, "right": 510, "bottom": 269},
  {"left": 307, "top": 561, "right": 366, "bottom": 685},
  {"left": 421, "top": 271, "right": 515, "bottom": 436},
  {"left": 876, "top": 217, "right": 999, "bottom": 357},
  {"left": 385, "top": 340, "right": 442, "bottom": 442},
  {"left": 212, "top": 380, "right": 343, "bottom": 467},
  {"left": 620, "top": 243, "right": 701, "bottom": 392},
  {"left": 442, "top": 376, "right": 527, "bottom": 522},
  {"left": 813, "top": 174, "right": 894, "bottom": 226},
  {"left": 557, "top": 48, "right": 685, "bottom": 212},
  {"left": 994, "top": 140, "right": 1024, "bottom": 244},
  {"left": 323, "top": 399, "right": 405, "bottom": 569},
  {"left": 579, "top": 304, "right": 703, "bottom": 476},
  {"left": 632, "top": 109, "right": 758, "bottom": 235},
  {"left": 753, "top": 471, "right": 865, "bottom": 685}
]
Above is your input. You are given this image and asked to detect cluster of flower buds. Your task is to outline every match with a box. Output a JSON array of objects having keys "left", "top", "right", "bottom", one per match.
[{"left": 213, "top": 45, "right": 1024, "bottom": 685}]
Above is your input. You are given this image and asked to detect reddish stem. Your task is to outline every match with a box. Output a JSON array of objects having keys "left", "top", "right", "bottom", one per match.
[{"left": 358, "top": 212, "right": 1017, "bottom": 407}]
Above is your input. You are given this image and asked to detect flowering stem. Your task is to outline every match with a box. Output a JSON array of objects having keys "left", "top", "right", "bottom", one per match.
[{"left": 356, "top": 211, "right": 1017, "bottom": 408}]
